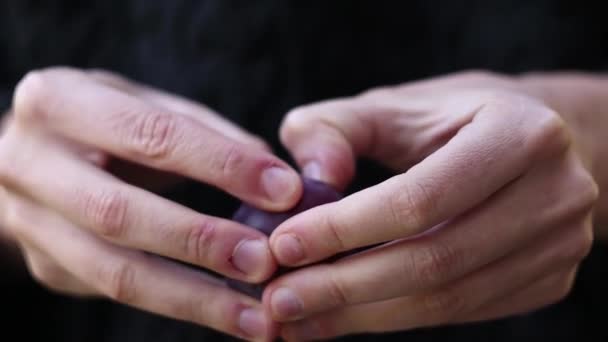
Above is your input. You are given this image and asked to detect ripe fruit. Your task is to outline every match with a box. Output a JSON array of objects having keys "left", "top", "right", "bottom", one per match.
[{"left": 226, "top": 177, "right": 342, "bottom": 298}]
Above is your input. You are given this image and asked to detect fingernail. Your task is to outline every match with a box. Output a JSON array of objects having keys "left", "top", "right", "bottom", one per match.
[
  {"left": 232, "top": 239, "right": 269, "bottom": 277},
  {"left": 275, "top": 234, "right": 305, "bottom": 265},
  {"left": 271, "top": 287, "right": 303, "bottom": 319},
  {"left": 302, "top": 161, "right": 322, "bottom": 180},
  {"left": 261, "top": 166, "right": 299, "bottom": 203},
  {"left": 238, "top": 307, "right": 268, "bottom": 338}
]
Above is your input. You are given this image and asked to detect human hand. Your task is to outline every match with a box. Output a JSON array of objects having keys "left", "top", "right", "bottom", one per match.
[
  {"left": 265, "top": 71, "right": 599, "bottom": 340},
  {"left": 0, "top": 67, "right": 304, "bottom": 341}
]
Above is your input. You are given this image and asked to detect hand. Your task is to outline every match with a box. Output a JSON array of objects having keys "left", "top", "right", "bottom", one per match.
[
  {"left": 0, "top": 67, "right": 304, "bottom": 341},
  {"left": 264, "top": 71, "right": 600, "bottom": 340}
]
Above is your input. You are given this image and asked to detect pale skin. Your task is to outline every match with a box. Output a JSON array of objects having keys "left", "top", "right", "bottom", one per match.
[
  {"left": 264, "top": 71, "right": 607, "bottom": 340},
  {"left": 0, "top": 67, "right": 305, "bottom": 342},
  {"left": 0, "top": 68, "right": 606, "bottom": 342}
]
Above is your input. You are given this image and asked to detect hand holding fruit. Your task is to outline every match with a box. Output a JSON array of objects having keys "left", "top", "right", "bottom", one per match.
[
  {"left": 265, "top": 71, "right": 600, "bottom": 341},
  {"left": 227, "top": 177, "right": 343, "bottom": 299},
  {"left": 0, "top": 67, "right": 304, "bottom": 341}
]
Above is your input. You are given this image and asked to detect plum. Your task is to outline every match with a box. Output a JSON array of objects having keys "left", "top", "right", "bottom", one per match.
[{"left": 226, "top": 177, "right": 343, "bottom": 299}]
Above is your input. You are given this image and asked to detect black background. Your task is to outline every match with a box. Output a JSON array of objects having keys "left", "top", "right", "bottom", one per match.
[{"left": 1, "top": 1, "right": 608, "bottom": 341}]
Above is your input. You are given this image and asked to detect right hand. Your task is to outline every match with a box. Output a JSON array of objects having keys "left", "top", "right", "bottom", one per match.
[{"left": 0, "top": 67, "right": 303, "bottom": 341}]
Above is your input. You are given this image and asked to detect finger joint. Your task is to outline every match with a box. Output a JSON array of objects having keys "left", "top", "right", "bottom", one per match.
[
  {"left": 421, "top": 290, "right": 466, "bottom": 324},
  {"left": 97, "top": 259, "right": 137, "bottom": 303},
  {"left": 184, "top": 219, "right": 218, "bottom": 266},
  {"left": 408, "top": 242, "right": 462, "bottom": 288},
  {"left": 13, "top": 70, "right": 52, "bottom": 124},
  {"left": 325, "top": 270, "right": 350, "bottom": 307},
  {"left": 127, "top": 111, "right": 177, "bottom": 160},
  {"left": 80, "top": 188, "right": 129, "bottom": 239}
]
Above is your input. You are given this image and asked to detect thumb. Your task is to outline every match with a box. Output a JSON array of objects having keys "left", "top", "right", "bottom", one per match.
[
  {"left": 280, "top": 86, "right": 483, "bottom": 190},
  {"left": 279, "top": 98, "right": 374, "bottom": 190}
]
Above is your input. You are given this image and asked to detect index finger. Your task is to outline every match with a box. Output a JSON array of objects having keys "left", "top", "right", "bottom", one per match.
[
  {"left": 270, "top": 96, "right": 570, "bottom": 265},
  {"left": 12, "top": 68, "right": 302, "bottom": 211}
]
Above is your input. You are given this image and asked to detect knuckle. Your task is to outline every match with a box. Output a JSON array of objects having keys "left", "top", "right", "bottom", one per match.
[
  {"left": 3, "top": 197, "right": 31, "bottom": 238},
  {"left": 322, "top": 212, "right": 347, "bottom": 252},
  {"left": 80, "top": 188, "right": 129, "bottom": 238},
  {"left": 183, "top": 219, "right": 217, "bottom": 266},
  {"left": 87, "top": 69, "right": 120, "bottom": 82},
  {"left": 557, "top": 163, "right": 600, "bottom": 219},
  {"left": 279, "top": 107, "right": 312, "bottom": 144},
  {"left": 97, "top": 260, "right": 137, "bottom": 303},
  {"left": 359, "top": 85, "right": 396, "bottom": 100},
  {"left": 408, "top": 242, "right": 462, "bottom": 287},
  {"left": 528, "top": 109, "right": 571, "bottom": 157},
  {"left": 479, "top": 90, "right": 515, "bottom": 108},
  {"left": 87, "top": 69, "right": 132, "bottom": 92},
  {"left": 126, "top": 111, "right": 177, "bottom": 159},
  {"left": 283, "top": 107, "right": 311, "bottom": 129},
  {"left": 13, "top": 70, "right": 51, "bottom": 123},
  {"left": 421, "top": 290, "right": 466, "bottom": 324},
  {"left": 571, "top": 168, "right": 600, "bottom": 212},
  {"left": 325, "top": 270, "right": 350, "bottom": 307},
  {"left": 565, "top": 224, "right": 594, "bottom": 263},
  {"left": 29, "top": 259, "right": 64, "bottom": 288},
  {"left": 212, "top": 142, "right": 247, "bottom": 182},
  {"left": 387, "top": 180, "right": 437, "bottom": 233},
  {"left": 548, "top": 274, "right": 575, "bottom": 306},
  {"left": 168, "top": 292, "right": 211, "bottom": 324},
  {"left": 454, "top": 70, "right": 499, "bottom": 83},
  {"left": 174, "top": 292, "right": 235, "bottom": 334},
  {"left": 0, "top": 128, "right": 30, "bottom": 186}
]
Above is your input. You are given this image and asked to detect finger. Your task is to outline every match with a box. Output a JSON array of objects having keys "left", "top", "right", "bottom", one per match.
[
  {"left": 456, "top": 268, "right": 577, "bottom": 324},
  {"left": 280, "top": 99, "right": 364, "bottom": 189},
  {"left": 1, "top": 143, "right": 276, "bottom": 282},
  {"left": 281, "top": 268, "right": 576, "bottom": 341},
  {"left": 12, "top": 67, "right": 302, "bottom": 211},
  {"left": 279, "top": 94, "right": 470, "bottom": 189},
  {"left": 279, "top": 78, "right": 516, "bottom": 189},
  {"left": 265, "top": 191, "right": 593, "bottom": 322},
  {"left": 278, "top": 218, "right": 589, "bottom": 337},
  {"left": 5, "top": 194, "right": 277, "bottom": 341},
  {"left": 271, "top": 99, "right": 572, "bottom": 265},
  {"left": 87, "top": 69, "right": 271, "bottom": 150}
]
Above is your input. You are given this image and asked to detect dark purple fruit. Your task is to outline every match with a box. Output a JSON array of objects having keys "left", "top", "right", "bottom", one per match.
[
  {"left": 232, "top": 177, "right": 343, "bottom": 235},
  {"left": 226, "top": 177, "right": 343, "bottom": 299}
]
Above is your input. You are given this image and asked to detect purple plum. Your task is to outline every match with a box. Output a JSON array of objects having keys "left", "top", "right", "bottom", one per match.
[{"left": 226, "top": 177, "right": 343, "bottom": 299}]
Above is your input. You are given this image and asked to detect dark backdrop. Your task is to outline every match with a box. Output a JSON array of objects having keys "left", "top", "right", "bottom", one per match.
[{"left": 1, "top": 1, "right": 607, "bottom": 341}]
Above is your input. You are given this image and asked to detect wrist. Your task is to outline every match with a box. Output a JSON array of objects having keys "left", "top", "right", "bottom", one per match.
[{"left": 519, "top": 72, "right": 608, "bottom": 240}]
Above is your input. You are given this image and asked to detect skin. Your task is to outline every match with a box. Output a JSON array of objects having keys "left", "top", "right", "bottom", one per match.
[
  {"left": 265, "top": 71, "right": 606, "bottom": 341},
  {"left": 1, "top": 69, "right": 606, "bottom": 341},
  {"left": 0, "top": 67, "right": 305, "bottom": 342}
]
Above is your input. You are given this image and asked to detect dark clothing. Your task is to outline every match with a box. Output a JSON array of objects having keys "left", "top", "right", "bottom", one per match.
[{"left": 1, "top": 1, "right": 607, "bottom": 341}]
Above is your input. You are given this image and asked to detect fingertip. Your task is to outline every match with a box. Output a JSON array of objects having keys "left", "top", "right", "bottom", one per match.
[
  {"left": 302, "top": 160, "right": 348, "bottom": 191},
  {"left": 271, "top": 233, "right": 306, "bottom": 266},
  {"left": 260, "top": 165, "right": 303, "bottom": 211},
  {"left": 231, "top": 238, "right": 277, "bottom": 283},
  {"left": 237, "top": 306, "right": 278, "bottom": 341},
  {"left": 297, "top": 147, "right": 355, "bottom": 192}
]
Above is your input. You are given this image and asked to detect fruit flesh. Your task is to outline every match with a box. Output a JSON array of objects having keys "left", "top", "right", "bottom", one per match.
[{"left": 226, "top": 177, "right": 343, "bottom": 298}]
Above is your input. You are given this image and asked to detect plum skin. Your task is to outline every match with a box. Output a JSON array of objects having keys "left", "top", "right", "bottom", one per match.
[{"left": 226, "top": 177, "right": 343, "bottom": 299}]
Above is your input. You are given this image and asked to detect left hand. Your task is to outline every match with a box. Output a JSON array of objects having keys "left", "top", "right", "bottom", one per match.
[{"left": 263, "top": 71, "right": 601, "bottom": 340}]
